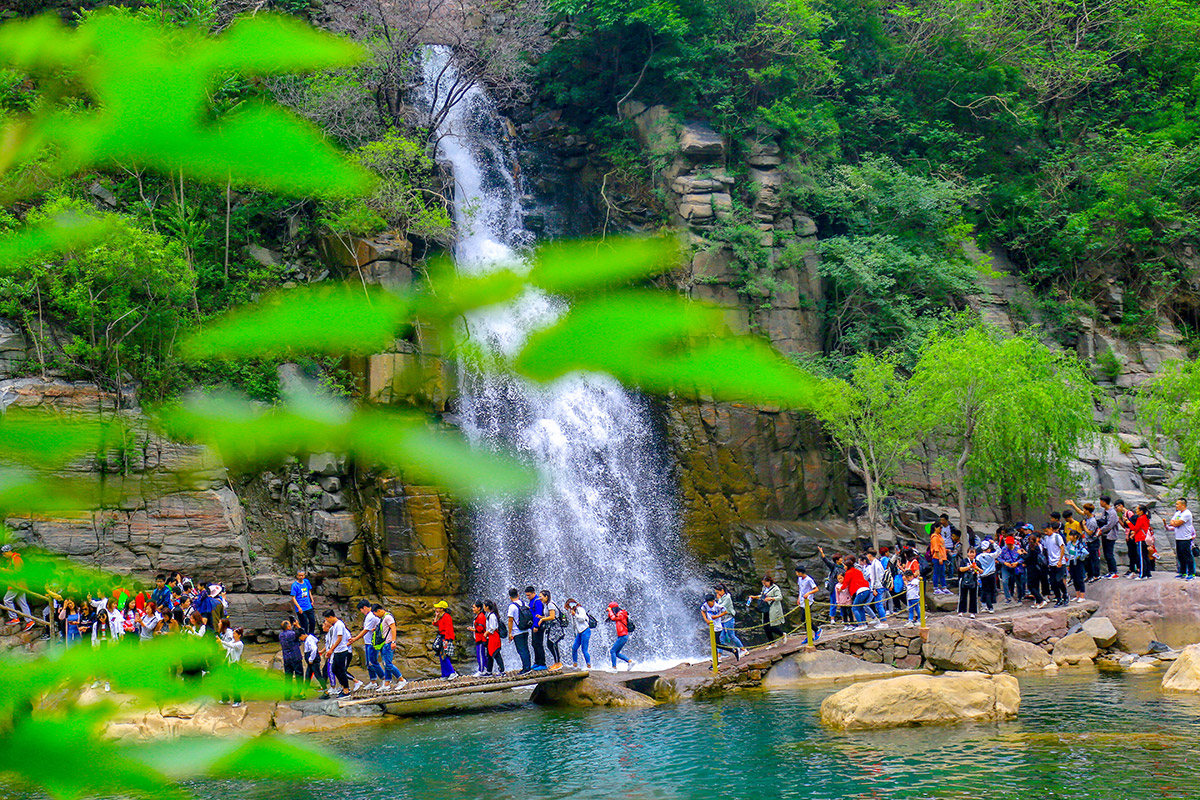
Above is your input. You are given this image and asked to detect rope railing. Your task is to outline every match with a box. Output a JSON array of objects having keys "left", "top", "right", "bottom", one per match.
[{"left": 704, "top": 578, "right": 928, "bottom": 674}]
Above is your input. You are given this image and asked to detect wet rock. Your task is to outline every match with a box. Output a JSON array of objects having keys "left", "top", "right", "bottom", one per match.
[
  {"left": 1161, "top": 644, "right": 1200, "bottom": 691},
  {"left": 1081, "top": 616, "right": 1118, "bottom": 647},
  {"left": 820, "top": 672, "right": 1020, "bottom": 729},
  {"left": 1004, "top": 637, "right": 1054, "bottom": 671},
  {"left": 764, "top": 650, "right": 908, "bottom": 687},
  {"left": 531, "top": 677, "right": 655, "bottom": 708},
  {"left": 922, "top": 617, "right": 1006, "bottom": 674}
]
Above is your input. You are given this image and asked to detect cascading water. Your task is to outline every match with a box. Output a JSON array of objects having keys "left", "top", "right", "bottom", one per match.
[{"left": 420, "top": 47, "right": 702, "bottom": 666}]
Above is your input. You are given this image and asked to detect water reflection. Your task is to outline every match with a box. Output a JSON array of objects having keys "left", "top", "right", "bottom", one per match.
[{"left": 192, "top": 673, "right": 1199, "bottom": 800}]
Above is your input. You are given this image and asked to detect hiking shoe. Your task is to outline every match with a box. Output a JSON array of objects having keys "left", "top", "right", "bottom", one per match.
[
  {"left": 378, "top": 683, "right": 391, "bottom": 693},
  {"left": 364, "top": 681, "right": 378, "bottom": 691},
  {"left": 22, "top": 621, "right": 35, "bottom": 632},
  {"left": 394, "top": 679, "right": 408, "bottom": 690},
  {"left": 351, "top": 680, "right": 364, "bottom": 692},
  {"left": 4, "top": 619, "right": 17, "bottom": 625}
]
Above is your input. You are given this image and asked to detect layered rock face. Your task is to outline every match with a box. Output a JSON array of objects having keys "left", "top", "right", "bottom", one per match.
[{"left": 819, "top": 672, "right": 1020, "bottom": 729}]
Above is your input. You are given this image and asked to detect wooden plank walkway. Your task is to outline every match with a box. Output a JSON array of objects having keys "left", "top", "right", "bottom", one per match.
[{"left": 336, "top": 667, "right": 587, "bottom": 708}]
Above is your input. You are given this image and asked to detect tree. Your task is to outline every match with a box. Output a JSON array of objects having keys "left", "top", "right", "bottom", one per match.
[
  {"left": 815, "top": 352, "right": 920, "bottom": 549},
  {"left": 1137, "top": 358, "right": 1200, "bottom": 496},
  {"left": 909, "top": 321, "right": 1098, "bottom": 553}
]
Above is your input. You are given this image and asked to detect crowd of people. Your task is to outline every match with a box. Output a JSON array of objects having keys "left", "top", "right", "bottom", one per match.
[{"left": 699, "top": 498, "right": 1197, "bottom": 651}]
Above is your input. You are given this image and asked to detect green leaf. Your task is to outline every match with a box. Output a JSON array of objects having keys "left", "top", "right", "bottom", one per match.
[
  {"left": 0, "top": 409, "right": 130, "bottom": 469},
  {"left": 528, "top": 236, "right": 681, "bottom": 295},
  {"left": 0, "top": 211, "right": 121, "bottom": 273},
  {"left": 182, "top": 284, "right": 413, "bottom": 360},
  {"left": 514, "top": 291, "right": 817, "bottom": 407}
]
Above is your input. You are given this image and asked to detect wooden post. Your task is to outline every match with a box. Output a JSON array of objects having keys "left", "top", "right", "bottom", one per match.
[{"left": 803, "top": 601, "right": 814, "bottom": 649}]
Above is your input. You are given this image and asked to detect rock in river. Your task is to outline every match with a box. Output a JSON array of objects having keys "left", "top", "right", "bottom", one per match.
[
  {"left": 820, "top": 672, "right": 1020, "bottom": 729},
  {"left": 763, "top": 649, "right": 907, "bottom": 687},
  {"left": 923, "top": 617, "right": 1006, "bottom": 674},
  {"left": 1161, "top": 644, "right": 1200, "bottom": 692}
]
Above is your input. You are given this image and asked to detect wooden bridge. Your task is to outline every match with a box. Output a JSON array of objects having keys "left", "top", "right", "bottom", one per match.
[{"left": 335, "top": 667, "right": 589, "bottom": 714}]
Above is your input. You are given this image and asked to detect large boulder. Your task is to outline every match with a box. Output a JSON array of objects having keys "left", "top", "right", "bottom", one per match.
[
  {"left": 763, "top": 649, "right": 905, "bottom": 687},
  {"left": 1004, "top": 637, "right": 1054, "bottom": 671},
  {"left": 1161, "top": 644, "right": 1200, "bottom": 692},
  {"left": 1053, "top": 631, "right": 1100, "bottom": 665},
  {"left": 1081, "top": 616, "right": 1119, "bottom": 648},
  {"left": 679, "top": 122, "right": 724, "bottom": 159},
  {"left": 1088, "top": 578, "right": 1200, "bottom": 654},
  {"left": 819, "top": 672, "right": 1020, "bottom": 729},
  {"left": 531, "top": 677, "right": 655, "bottom": 709},
  {"left": 923, "top": 617, "right": 1006, "bottom": 674},
  {"left": 1011, "top": 607, "right": 1070, "bottom": 645}
]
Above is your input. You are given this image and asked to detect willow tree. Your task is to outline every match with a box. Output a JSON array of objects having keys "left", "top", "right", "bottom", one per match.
[
  {"left": 815, "top": 352, "right": 919, "bottom": 549},
  {"left": 909, "top": 322, "right": 1099, "bottom": 554},
  {"left": 1137, "top": 358, "right": 1200, "bottom": 496}
]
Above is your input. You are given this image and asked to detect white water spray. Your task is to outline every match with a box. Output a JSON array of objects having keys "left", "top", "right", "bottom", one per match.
[{"left": 421, "top": 48, "right": 702, "bottom": 667}]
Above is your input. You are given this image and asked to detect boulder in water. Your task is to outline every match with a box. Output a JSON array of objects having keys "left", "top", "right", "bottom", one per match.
[
  {"left": 531, "top": 677, "right": 655, "bottom": 709},
  {"left": 1081, "top": 616, "right": 1119, "bottom": 648},
  {"left": 922, "top": 617, "right": 1006, "bottom": 673},
  {"left": 1053, "top": 632, "right": 1100, "bottom": 665},
  {"left": 819, "top": 672, "right": 1020, "bottom": 729},
  {"left": 1088, "top": 578, "right": 1200, "bottom": 653},
  {"left": 1161, "top": 644, "right": 1200, "bottom": 691},
  {"left": 763, "top": 650, "right": 907, "bottom": 687},
  {"left": 1004, "top": 637, "right": 1054, "bottom": 671}
]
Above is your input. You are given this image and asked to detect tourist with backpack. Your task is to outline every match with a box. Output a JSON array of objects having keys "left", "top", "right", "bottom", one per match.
[
  {"left": 349, "top": 599, "right": 382, "bottom": 692},
  {"left": 320, "top": 609, "right": 352, "bottom": 698},
  {"left": 714, "top": 584, "right": 747, "bottom": 657},
  {"left": 526, "top": 587, "right": 547, "bottom": 670},
  {"left": 607, "top": 601, "right": 634, "bottom": 671},
  {"left": 483, "top": 599, "right": 505, "bottom": 675},
  {"left": 373, "top": 604, "right": 407, "bottom": 691},
  {"left": 472, "top": 600, "right": 488, "bottom": 677},
  {"left": 748, "top": 574, "right": 786, "bottom": 641},
  {"left": 564, "top": 598, "right": 592, "bottom": 669},
  {"left": 701, "top": 594, "right": 739, "bottom": 662},
  {"left": 537, "top": 590, "right": 564, "bottom": 670},
  {"left": 432, "top": 600, "right": 458, "bottom": 680},
  {"left": 507, "top": 588, "right": 533, "bottom": 673},
  {"left": 299, "top": 629, "right": 325, "bottom": 694}
]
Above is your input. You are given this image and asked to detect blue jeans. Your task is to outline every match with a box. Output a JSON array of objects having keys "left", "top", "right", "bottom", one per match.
[
  {"left": 933, "top": 560, "right": 946, "bottom": 589},
  {"left": 572, "top": 629, "right": 592, "bottom": 667},
  {"left": 610, "top": 634, "right": 630, "bottom": 668},
  {"left": 364, "top": 643, "right": 383, "bottom": 681},
  {"left": 513, "top": 632, "right": 532, "bottom": 672},
  {"left": 379, "top": 643, "right": 403, "bottom": 681},
  {"left": 852, "top": 589, "right": 875, "bottom": 623},
  {"left": 873, "top": 588, "right": 888, "bottom": 618},
  {"left": 720, "top": 624, "right": 745, "bottom": 650},
  {"left": 907, "top": 598, "right": 919, "bottom": 623},
  {"left": 1000, "top": 566, "right": 1016, "bottom": 601}
]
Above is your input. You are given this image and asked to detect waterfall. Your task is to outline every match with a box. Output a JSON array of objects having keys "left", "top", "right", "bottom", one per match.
[{"left": 421, "top": 47, "right": 702, "bottom": 667}]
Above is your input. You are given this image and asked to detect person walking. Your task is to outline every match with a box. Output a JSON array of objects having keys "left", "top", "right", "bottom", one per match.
[
  {"left": 472, "top": 601, "right": 488, "bottom": 677},
  {"left": 432, "top": 600, "right": 458, "bottom": 680},
  {"left": 607, "top": 601, "right": 634, "bottom": 671},
  {"left": 279, "top": 619, "right": 303, "bottom": 700},
  {"left": 537, "top": 590, "right": 564, "bottom": 670},
  {"left": 1131, "top": 505, "right": 1151, "bottom": 580},
  {"left": 714, "top": 584, "right": 747, "bottom": 657},
  {"left": 1, "top": 545, "right": 34, "bottom": 631},
  {"left": 526, "top": 587, "right": 546, "bottom": 671},
  {"left": 348, "top": 599, "right": 381, "bottom": 692},
  {"left": 1168, "top": 498, "right": 1196, "bottom": 580},
  {"left": 865, "top": 551, "right": 888, "bottom": 620},
  {"left": 749, "top": 575, "right": 787, "bottom": 641},
  {"left": 290, "top": 570, "right": 316, "bottom": 635},
  {"left": 957, "top": 548, "right": 980, "bottom": 618},
  {"left": 299, "top": 629, "right": 325, "bottom": 694},
  {"left": 507, "top": 588, "right": 532, "bottom": 673},
  {"left": 701, "top": 594, "right": 739, "bottom": 662},
  {"left": 794, "top": 566, "right": 820, "bottom": 643},
  {"left": 483, "top": 600, "right": 505, "bottom": 675},
  {"left": 1098, "top": 496, "right": 1121, "bottom": 578},
  {"left": 903, "top": 570, "right": 921, "bottom": 626},
  {"left": 842, "top": 557, "right": 877, "bottom": 632},
  {"left": 373, "top": 604, "right": 407, "bottom": 692},
  {"left": 321, "top": 610, "right": 352, "bottom": 698},
  {"left": 564, "top": 598, "right": 592, "bottom": 669}
]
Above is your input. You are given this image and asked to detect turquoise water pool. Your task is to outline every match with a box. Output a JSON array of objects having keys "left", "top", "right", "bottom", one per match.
[{"left": 199, "top": 671, "right": 1199, "bottom": 799}]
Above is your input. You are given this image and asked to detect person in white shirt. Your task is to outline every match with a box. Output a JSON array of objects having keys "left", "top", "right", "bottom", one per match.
[
  {"left": 299, "top": 631, "right": 325, "bottom": 693},
  {"left": 904, "top": 572, "right": 921, "bottom": 626},
  {"left": 1169, "top": 498, "right": 1196, "bottom": 580},
  {"left": 321, "top": 610, "right": 352, "bottom": 697},
  {"left": 563, "top": 598, "right": 592, "bottom": 669},
  {"left": 701, "top": 593, "right": 740, "bottom": 662},
  {"left": 219, "top": 626, "right": 245, "bottom": 707},
  {"left": 794, "top": 566, "right": 821, "bottom": 643},
  {"left": 372, "top": 604, "right": 407, "bottom": 692},
  {"left": 347, "top": 600, "right": 381, "bottom": 692},
  {"left": 864, "top": 552, "right": 890, "bottom": 627},
  {"left": 1040, "top": 524, "right": 1068, "bottom": 607},
  {"left": 138, "top": 603, "right": 162, "bottom": 641}
]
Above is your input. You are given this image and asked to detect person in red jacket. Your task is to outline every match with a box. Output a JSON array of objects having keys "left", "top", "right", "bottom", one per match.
[
  {"left": 472, "top": 600, "right": 488, "bottom": 677},
  {"left": 842, "top": 556, "right": 878, "bottom": 631},
  {"left": 607, "top": 601, "right": 634, "bottom": 671},
  {"left": 432, "top": 600, "right": 457, "bottom": 680}
]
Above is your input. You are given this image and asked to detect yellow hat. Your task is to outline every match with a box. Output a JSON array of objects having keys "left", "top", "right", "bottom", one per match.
[{"left": 433, "top": 600, "right": 449, "bottom": 609}]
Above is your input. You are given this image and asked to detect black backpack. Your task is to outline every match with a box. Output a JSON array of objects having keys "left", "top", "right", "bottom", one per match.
[
  {"left": 626, "top": 616, "right": 636, "bottom": 633},
  {"left": 517, "top": 603, "right": 534, "bottom": 631},
  {"left": 496, "top": 615, "right": 508, "bottom": 638}
]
